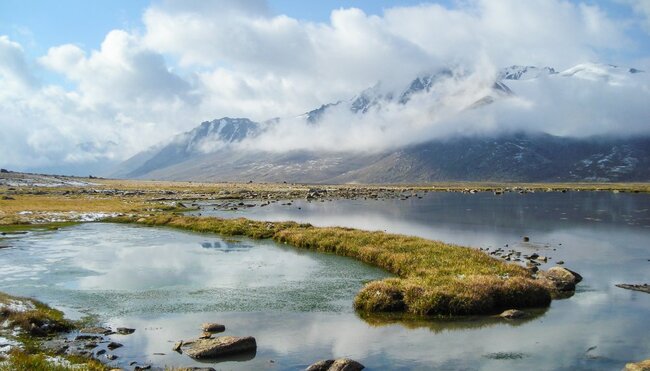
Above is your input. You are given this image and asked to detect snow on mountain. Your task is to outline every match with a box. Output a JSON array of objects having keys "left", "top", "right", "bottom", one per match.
[
  {"left": 499, "top": 66, "right": 557, "bottom": 80},
  {"left": 559, "top": 63, "right": 643, "bottom": 84}
]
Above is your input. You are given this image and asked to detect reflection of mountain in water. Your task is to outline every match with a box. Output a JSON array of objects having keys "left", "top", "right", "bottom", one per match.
[{"left": 200, "top": 240, "right": 253, "bottom": 252}]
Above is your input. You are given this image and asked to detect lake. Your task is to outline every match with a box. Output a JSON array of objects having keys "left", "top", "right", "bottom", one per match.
[{"left": 1, "top": 191, "right": 649, "bottom": 370}]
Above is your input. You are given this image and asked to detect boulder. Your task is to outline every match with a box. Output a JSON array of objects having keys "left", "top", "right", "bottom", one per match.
[
  {"left": 625, "top": 359, "right": 650, "bottom": 371},
  {"left": 107, "top": 341, "right": 123, "bottom": 350},
  {"left": 499, "top": 309, "right": 527, "bottom": 319},
  {"left": 184, "top": 336, "right": 256, "bottom": 359},
  {"left": 306, "top": 358, "right": 364, "bottom": 371},
  {"left": 541, "top": 266, "right": 582, "bottom": 291},
  {"left": 201, "top": 323, "right": 226, "bottom": 333},
  {"left": 330, "top": 359, "right": 365, "bottom": 371},
  {"left": 306, "top": 360, "right": 334, "bottom": 371}
]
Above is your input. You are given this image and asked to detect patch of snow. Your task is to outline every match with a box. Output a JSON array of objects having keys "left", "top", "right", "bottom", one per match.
[{"left": 0, "top": 300, "right": 35, "bottom": 313}]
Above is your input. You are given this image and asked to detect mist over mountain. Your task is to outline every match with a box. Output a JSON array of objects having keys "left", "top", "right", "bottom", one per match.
[{"left": 112, "top": 63, "right": 650, "bottom": 183}]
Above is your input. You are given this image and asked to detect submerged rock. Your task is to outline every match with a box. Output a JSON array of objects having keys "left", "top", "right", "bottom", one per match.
[
  {"left": 306, "top": 358, "right": 365, "bottom": 371},
  {"left": 184, "top": 336, "right": 257, "bottom": 359},
  {"left": 499, "top": 309, "right": 527, "bottom": 319}
]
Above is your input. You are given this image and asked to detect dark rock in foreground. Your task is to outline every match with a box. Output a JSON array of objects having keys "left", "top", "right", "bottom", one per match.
[
  {"left": 616, "top": 283, "right": 650, "bottom": 294},
  {"left": 183, "top": 336, "right": 256, "bottom": 359},
  {"left": 306, "top": 358, "right": 365, "bottom": 371}
]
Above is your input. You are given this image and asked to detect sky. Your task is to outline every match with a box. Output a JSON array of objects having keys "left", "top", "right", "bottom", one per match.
[{"left": 1, "top": 0, "right": 650, "bottom": 175}]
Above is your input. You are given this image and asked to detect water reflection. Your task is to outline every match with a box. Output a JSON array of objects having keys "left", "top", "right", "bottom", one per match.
[{"left": 0, "top": 223, "right": 388, "bottom": 315}]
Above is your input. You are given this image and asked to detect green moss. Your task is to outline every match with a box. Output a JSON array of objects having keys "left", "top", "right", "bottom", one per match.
[{"left": 110, "top": 214, "right": 554, "bottom": 316}]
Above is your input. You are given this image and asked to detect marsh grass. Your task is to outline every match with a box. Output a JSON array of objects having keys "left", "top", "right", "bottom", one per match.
[
  {"left": 0, "top": 350, "right": 106, "bottom": 371},
  {"left": 0, "top": 293, "right": 106, "bottom": 371},
  {"left": 112, "top": 214, "right": 553, "bottom": 316},
  {"left": 0, "top": 293, "right": 73, "bottom": 337}
]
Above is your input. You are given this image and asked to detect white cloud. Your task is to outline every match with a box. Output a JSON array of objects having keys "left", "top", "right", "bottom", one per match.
[{"left": 0, "top": 0, "right": 647, "bottom": 174}]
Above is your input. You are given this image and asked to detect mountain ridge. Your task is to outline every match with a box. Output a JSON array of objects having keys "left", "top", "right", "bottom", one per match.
[{"left": 112, "top": 63, "right": 649, "bottom": 183}]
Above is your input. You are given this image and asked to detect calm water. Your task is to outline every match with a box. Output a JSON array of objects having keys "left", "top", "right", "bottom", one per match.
[{"left": 1, "top": 191, "right": 649, "bottom": 370}]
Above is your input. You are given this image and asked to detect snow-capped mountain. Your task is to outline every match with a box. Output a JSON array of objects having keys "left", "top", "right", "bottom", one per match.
[
  {"left": 113, "top": 63, "right": 650, "bottom": 182},
  {"left": 499, "top": 65, "right": 557, "bottom": 80}
]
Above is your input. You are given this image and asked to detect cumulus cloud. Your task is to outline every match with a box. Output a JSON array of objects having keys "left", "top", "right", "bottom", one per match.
[
  {"left": 237, "top": 62, "right": 650, "bottom": 154},
  {"left": 0, "top": 0, "right": 648, "bottom": 174}
]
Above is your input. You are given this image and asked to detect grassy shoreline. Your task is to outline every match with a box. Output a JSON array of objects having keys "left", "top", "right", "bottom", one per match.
[
  {"left": 0, "top": 292, "right": 106, "bottom": 371},
  {"left": 110, "top": 214, "right": 554, "bottom": 316}
]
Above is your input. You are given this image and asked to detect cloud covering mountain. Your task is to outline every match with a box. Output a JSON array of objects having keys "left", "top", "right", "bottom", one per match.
[{"left": 1, "top": 0, "right": 649, "bottom": 174}]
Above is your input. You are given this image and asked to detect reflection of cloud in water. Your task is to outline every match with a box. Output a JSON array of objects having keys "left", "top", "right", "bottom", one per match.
[
  {"left": 74, "top": 238, "right": 320, "bottom": 291},
  {"left": 107, "top": 308, "right": 650, "bottom": 371}
]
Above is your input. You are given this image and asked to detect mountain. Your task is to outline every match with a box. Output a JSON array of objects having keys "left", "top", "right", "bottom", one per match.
[
  {"left": 118, "top": 117, "right": 259, "bottom": 178},
  {"left": 113, "top": 63, "right": 650, "bottom": 183}
]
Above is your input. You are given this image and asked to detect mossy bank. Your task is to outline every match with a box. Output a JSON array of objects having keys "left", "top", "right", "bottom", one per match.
[{"left": 110, "top": 214, "right": 560, "bottom": 316}]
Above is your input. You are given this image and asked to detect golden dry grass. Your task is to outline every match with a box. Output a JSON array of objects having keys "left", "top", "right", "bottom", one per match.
[{"left": 111, "top": 214, "right": 553, "bottom": 316}]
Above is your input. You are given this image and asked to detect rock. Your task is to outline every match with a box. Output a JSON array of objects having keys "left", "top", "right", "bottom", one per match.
[
  {"left": 105, "top": 353, "right": 118, "bottom": 360},
  {"left": 134, "top": 365, "right": 151, "bottom": 370},
  {"left": 1, "top": 196, "right": 15, "bottom": 200},
  {"left": 107, "top": 341, "right": 123, "bottom": 350},
  {"left": 0, "top": 168, "right": 8, "bottom": 173},
  {"left": 307, "top": 360, "right": 335, "bottom": 371},
  {"left": 201, "top": 323, "right": 225, "bottom": 333},
  {"left": 307, "top": 358, "right": 365, "bottom": 371},
  {"left": 541, "top": 267, "right": 583, "bottom": 291},
  {"left": 616, "top": 284, "right": 650, "bottom": 294},
  {"left": 173, "top": 340, "right": 183, "bottom": 352},
  {"left": 499, "top": 309, "right": 527, "bottom": 319},
  {"left": 330, "top": 359, "right": 365, "bottom": 371},
  {"left": 556, "top": 260, "right": 565, "bottom": 265},
  {"left": 523, "top": 236, "right": 530, "bottom": 242},
  {"left": 625, "top": 359, "right": 650, "bottom": 371},
  {"left": 199, "top": 332, "right": 212, "bottom": 339},
  {"left": 80, "top": 326, "right": 113, "bottom": 335},
  {"left": 75, "top": 334, "right": 103, "bottom": 341},
  {"left": 184, "top": 336, "right": 257, "bottom": 359},
  {"left": 176, "top": 368, "right": 217, "bottom": 371},
  {"left": 116, "top": 327, "right": 135, "bottom": 335}
]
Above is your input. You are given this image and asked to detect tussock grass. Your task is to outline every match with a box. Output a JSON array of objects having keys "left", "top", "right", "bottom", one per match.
[
  {"left": 0, "top": 350, "right": 106, "bottom": 371},
  {"left": 112, "top": 214, "right": 552, "bottom": 316},
  {"left": 0, "top": 293, "right": 73, "bottom": 336}
]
